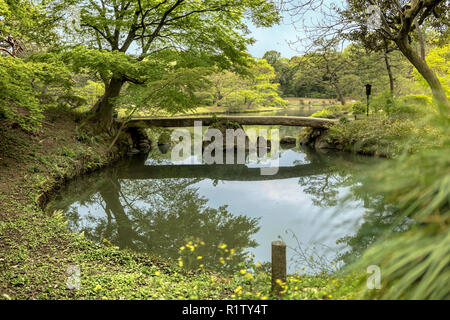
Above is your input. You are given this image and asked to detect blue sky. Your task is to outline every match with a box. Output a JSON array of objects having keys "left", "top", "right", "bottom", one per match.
[
  {"left": 246, "top": 1, "right": 345, "bottom": 59},
  {"left": 246, "top": 19, "right": 301, "bottom": 59}
]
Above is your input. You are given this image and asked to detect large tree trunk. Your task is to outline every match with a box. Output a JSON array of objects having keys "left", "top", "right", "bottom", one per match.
[
  {"left": 332, "top": 79, "right": 345, "bottom": 105},
  {"left": 91, "top": 74, "right": 124, "bottom": 129},
  {"left": 384, "top": 50, "right": 395, "bottom": 95},
  {"left": 396, "top": 37, "right": 449, "bottom": 115},
  {"left": 99, "top": 177, "right": 134, "bottom": 249},
  {"left": 414, "top": 19, "right": 426, "bottom": 60}
]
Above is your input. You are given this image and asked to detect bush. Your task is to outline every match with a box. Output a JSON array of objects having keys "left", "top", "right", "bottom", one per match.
[
  {"left": 371, "top": 90, "right": 395, "bottom": 113},
  {"left": 352, "top": 102, "right": 365, "bottom": 115},
  {"left": 327, "top": 114, "right": 442, "bottom": 157},
  {"left": 311, "top": 104, "right": 352, "bottom": 119},
  {"left": 399, "top": 94, "right": 432, "bottom": 106}
]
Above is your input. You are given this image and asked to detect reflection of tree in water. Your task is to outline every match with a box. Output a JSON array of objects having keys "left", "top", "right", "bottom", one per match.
[
  {"left": 294, "top": 148, "right": 413, "bottom": 269},
  {"left": 296, "top": 148, "right": 361, "bottom": 207},
  {"left": 50, "top": 166, "right": 259, "bottom": 273},
  {"left": 336, "top": 193, "right": 412, "bottom": 266}
]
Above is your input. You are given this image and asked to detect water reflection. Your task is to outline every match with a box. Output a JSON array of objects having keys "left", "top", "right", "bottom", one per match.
[{"left": 47, "top": 137, "right": 381, "bottom": 274}]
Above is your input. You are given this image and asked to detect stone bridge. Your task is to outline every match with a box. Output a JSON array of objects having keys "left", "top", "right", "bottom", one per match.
[{"left": 122, "top": 116, "right": 336, "bottom": 129}]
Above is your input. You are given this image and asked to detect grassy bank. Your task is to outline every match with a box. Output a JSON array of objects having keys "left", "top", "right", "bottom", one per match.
[
  {"left": 303, "top": 95, "right": 444, "bottom": 158},
  {"left": 0, "top": 107, "right": 358, "bottom": 300}
]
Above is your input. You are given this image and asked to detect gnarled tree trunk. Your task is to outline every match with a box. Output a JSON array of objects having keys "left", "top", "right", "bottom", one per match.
[
  {"left": 384, "top": 50, "right": 395, "bottom": 95},
  {"left": 396, "top": 37, "right": 449, "bottom": 115},
  {"left": 91, "top": 74, "right": 124, "bottom": 130}
]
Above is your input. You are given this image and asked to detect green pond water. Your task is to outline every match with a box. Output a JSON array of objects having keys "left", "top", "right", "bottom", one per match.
[{"left": 46, "top": 108, "right": 383, "bottom": 274}]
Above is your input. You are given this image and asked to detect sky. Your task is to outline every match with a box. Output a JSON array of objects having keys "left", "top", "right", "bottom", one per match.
[
  {"left": 246, "top": 18, "right": 301, "bottom": 59},
  {"left": 245, "top": 1, "right": 346, "bottom": 59}
]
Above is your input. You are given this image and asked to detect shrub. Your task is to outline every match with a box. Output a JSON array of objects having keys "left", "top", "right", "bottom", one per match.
[
  {"left": 399, "top": 94, "right": 432, "bottom": 106},
  {"left": 352, "top": 102, "right": 365, "bottom": 115},
  {"left": 371, "top": 90, "right": 395, "bottom": 113},
  {"left": 311, "top": 104, "right": 352, "bottom": 119}
]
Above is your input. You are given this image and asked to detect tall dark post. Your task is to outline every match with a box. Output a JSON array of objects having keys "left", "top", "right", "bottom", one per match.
[
  {"left": 365, "top": 84, "right": 372, "bottom": 117},
  {"left": 271, "top": 241, "right": 286, "bottom": 297}
]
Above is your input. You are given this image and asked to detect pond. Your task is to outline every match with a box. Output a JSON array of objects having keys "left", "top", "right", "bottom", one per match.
[{"left": 47, "top": 120, "right": 382, "bottom": 275}]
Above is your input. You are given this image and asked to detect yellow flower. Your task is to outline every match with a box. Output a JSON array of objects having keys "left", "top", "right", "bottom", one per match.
[
  {"left": 101, "top": 296, "right": 107, "bottom": 300},
  {"left": 199, "top": 264, "right": 204, "bottom": 268},
  {"left": 197, "top": 256, "right": 202, "bottom": 260},
  {"left": 94, "top": 284, "right": 102, "bottom": 291},
  {"left": 178, "top": 260, "right": 184, "bottom": 267},
  {"left": 234, "top": 286, "right": 243, "bottom": 294},
  {"left": 218, "top": 243, "right": 227, "bottom": 249},
  {"left": 219, "top": 257, "right": 225, "bottom": 264},
  {"left": 240, "top": 269, "right": 246, "bottom": 275},
  {"left": 154, "top": 271, "right": 161, "bottom": 276},
  {"left": 180, "top": 246, "right": 185, "bottom": 251},
  {"left": 244, "top": 273, "right": 253, "bottom": 280}
]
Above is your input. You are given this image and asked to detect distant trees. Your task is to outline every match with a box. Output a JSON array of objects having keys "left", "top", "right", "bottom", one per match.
[
  {"left": 284, "top": 0, "right": 450, "bottom": 113},
  {"left": 198, "top": 59, "right": 287, "bottom": 111},
  {"left": 262, "top": 44, "right": 411, "bottom": 101}
]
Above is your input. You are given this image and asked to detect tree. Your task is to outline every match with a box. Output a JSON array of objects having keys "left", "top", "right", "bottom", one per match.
[
  {"left": 0, "top": 1, "right": 72, "bottom": 130},
  {"left": 220, "top": 59, "right": 287, "bottom": 110},
  {"left": 292, "top": 40, "right": 350, "bottom": 104},
  {"left": 342, "top": 0, "right": 449, "bottom": 114},
  {"left": 0, "top": 0, "right": 60, "bottom": 58},
  {"left": 263, "top": 50, "right": 298, "bottom": 96},
  {"left": 52, "top": 0, "right": 280, "bottom": 129},
  {"left": 285, "top": 0, "right": 450, "bottom": 114},
  {"left": 262, "top": 49, "right": 281, "bottom": 65}
]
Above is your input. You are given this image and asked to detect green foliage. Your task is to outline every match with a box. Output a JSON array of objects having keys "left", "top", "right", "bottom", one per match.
[
  {"left": 371, "top": 90, "right": 395, "bottom": 113},
  {"left": 72, "top": 80, "right": 104, "bottom": 109},
  {"left": 349, "top": 114, "right": 450, "bottom": 299},
  {"left": 209, "top": 59, "right": 287, "bottom": 111},
  {"left": 327, "top": 113, "right": 443, "bottom": 157},
  {"left": 0, "top": 0, "right": 60, "bottom": 57},
  {"left": 263, "top": 42, "right": 414, "bottom": 100},
  {"left": 46, "top": 0, "right": 281, "bottom": 121},
  {"left": 352, "top": 102, "right": 365, "bottom": 115},
  {"left": 0, "top": 56, "right": 72, "bottom": 130},
  {"left": 311, "top": 104, "right": 352, "bottom": 119},
  {"left": 413, "top": 44, "right": 450, "bottom": 97},
  {"left": 400, "top": 94, "right": 432, "bottom": 106}
]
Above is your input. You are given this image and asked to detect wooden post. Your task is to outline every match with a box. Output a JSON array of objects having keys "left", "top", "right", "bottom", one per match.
[{"left": 271, "top": 240, "right": 286, "bottom": 297}]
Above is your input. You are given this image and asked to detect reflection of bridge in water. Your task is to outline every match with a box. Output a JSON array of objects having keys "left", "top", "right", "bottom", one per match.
[
  {"left": 117, "top": 148, "right": 331, "bottom": 181},
  {"left": 118, "top": 163, "right": 328, "bottom": 181}
]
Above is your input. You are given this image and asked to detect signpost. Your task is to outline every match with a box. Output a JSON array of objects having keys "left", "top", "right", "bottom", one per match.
[{"left": 365, "top": 84, "right": 372, "bottom": 117}]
